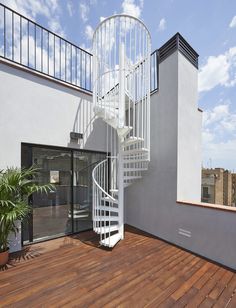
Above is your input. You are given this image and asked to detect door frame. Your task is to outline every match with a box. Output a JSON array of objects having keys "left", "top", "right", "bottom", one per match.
[{"left": 21, "top": 142, "right": 107, "bottom": 245}]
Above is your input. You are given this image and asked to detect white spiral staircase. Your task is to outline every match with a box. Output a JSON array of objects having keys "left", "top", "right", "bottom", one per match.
[{"left": 92, "top": 15, "right": 151, "bottom": 247}]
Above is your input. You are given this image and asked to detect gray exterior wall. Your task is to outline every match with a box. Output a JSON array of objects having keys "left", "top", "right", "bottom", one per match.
[
  {"left": 0, "top": 61, "right": 107, "bottom": 252},
  {"left": 125, "top": 50, "right": 236, "bottom": 270}
]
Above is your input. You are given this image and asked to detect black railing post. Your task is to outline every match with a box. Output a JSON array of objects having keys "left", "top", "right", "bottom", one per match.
[
  {"left": 85, "top": 53, "right": 87, "bottom": 90},
  {"left": 47, "top": 31, "right": 49, "bottom": 74},
  {"left": 54, "top": 35, "right": 55, "bottom": 77},
  {"left": 12, "top": 11, "right": 14, "bottom": 61},
  {"left": 65, "top": 42, "right": 67, "bottom": 81},
  {"left": 27, "top": 20, "right": 29, "bottom": 66},
  {"left": 20, "top": 16, "right": 22, "bottom": 63},
  {"left": 80, "top": 50, "right": 82, "bottom": 87},
  {"left": 75, "top": 48, "right": 77, "bottom": 86},
  {"left": 59, "top": 38, "right": 61, "bottom": 79},
  {"left": 34, "top": 24, "right": 36, "bottom": 69},
  {"left": 41, "top": 27, "right": 43, "bottom": 72},
  {"left": 70, "top": 44, "right": 72, "bottom": 83},
  {"left": 4, "top": 7, "right": 6, "bottom": 58}
]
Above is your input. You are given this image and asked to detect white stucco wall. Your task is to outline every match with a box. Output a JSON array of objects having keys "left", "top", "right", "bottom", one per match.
[
  {"left": 125, "top": 51, "right": 179, "bottom": 240},
  {"left": 0, "top": 62, "right": 107, "bottom": 171},
  {"left": 177, "top": 53, "right": 202, "bottom": 202},
  {"left": 0, "top": 61, "right": 107, "bottom": 252},
  {"left": 125, "top": 51, "right": 236, "bottom": 270}
]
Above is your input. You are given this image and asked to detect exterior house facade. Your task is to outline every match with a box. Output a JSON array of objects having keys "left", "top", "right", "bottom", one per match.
[
  {"left": 1, "top": 4, "right": 236, "bottom": 270},
  {"left": 202, "top": 168, "right": 233, "bottom": 206},
  {"left": 232, "top": 173, "right": 236, "bottom": 206}
]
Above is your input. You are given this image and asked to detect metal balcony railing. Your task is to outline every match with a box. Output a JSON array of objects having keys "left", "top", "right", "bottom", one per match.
[
  {"left": 0, "top": 3, "right": 159, "bottom": 93},
  {"left": 0, "top": 3, "right": 92, "bottom": 92}
]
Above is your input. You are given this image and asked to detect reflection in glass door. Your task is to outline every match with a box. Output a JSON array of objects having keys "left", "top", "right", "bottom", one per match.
[
  {"left": 31, "top": 147, "right": 72, "bottom": 241},
  {"left": 73, "top": 151, "right": 105, "bottom": 233}
]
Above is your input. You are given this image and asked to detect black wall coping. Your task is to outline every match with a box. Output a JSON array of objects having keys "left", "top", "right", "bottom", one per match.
[{"left": 158, "top": 32, "right": 199, "bottom": 69}]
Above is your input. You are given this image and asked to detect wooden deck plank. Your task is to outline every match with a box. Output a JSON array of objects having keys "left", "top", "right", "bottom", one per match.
[
  {"left": 112, "top": 254, "right": 197, "bottom": 307},
  {"left": 143, "top": 258, "right": 207, "bottom": 307},
  {"left": 170, "top": 287, "right": 199, "bottom": 307},
  {"left": 45, "top": 245, "right": 180, "bottom": 306},
  {"left": 213, "top": 275, "right": 236, "bottom": 308},
  {"left": 226, "top": 292, "right": 236, "bottom": 308},
  {"left": 171, "top": 262, "right": 212, "bottom": 301},
  {"left": 0, "top": 225, "right": 235, "bottom": 307},
  {"left": 195, "top": 262, "right": 219, "bottom": 290},
  {"left": 185, "top": 267, "right": 227, "bottom": 307},
  {"left": 4, "top": 234, "right": 169, "bottom": 306},
  {"left": 100, "top": 250, "right": 189, "bottom": 307},
  {"left": 209, "top": 270, "right": 234, "bottom": 300}
]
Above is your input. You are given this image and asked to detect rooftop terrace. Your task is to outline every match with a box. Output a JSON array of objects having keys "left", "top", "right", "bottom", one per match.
[{"left": 1, "top": 225, "right": 236, "bottom": 307}]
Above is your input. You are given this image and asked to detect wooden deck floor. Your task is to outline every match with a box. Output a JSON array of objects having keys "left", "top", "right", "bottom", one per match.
[{"left": 0, "top": 226, "right": 236, "bottom": 307}]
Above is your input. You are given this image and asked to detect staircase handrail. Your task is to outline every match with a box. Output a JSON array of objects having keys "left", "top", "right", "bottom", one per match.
[{"left": 92, "top": 159, "right": 117, "bottom": 202}]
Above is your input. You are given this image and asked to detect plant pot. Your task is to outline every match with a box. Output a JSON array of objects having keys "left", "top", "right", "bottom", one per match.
[{"left": 0, "top": 248, "right": 9, "bottom": 266}]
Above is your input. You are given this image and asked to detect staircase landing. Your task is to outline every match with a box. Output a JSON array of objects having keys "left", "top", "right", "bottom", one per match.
[{"left": 1, "top": 226, "right": 236, "bottom": 307}]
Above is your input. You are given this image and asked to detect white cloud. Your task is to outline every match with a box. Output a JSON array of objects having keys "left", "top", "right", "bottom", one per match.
[
  {"left": 122, "top": 0, "right": 142, "bottom": 18},
  {"left": 100, "top": 16, "right": 106, "bottom": 22},
  {"left": 1, "top": 0, "right": 64, "bottom": 36},
  {"left": 203, "top": 104, "right": 229, "bottom": 127},
  {"left": 79, "top": 0, "right": 97, "bottom": 22},
  {"left": 203, "top": 103, "right": 236, "bottom": 134},
  {"left": 202, "top": 102, "right": 236, "bottom": 170},
  {"left": 139, "top": 0, "right": 144, "bottom": 9},
  {"left": 79, "top": 2, "right": 89, "bottom": 23},
  {"left": 1, "top": 0, "right": 59, "bottom": 20},
  {"left": 202, "top": 138, "right": 236, "bottom": 170},
  {"left": 85, "top": 25, "right": 94, "bottom": 40},
  {"left": 229, "top": 16, "right": 236, "bottom": 28},
  {"left": 48, "top": 20, "right": 64, "bottom": 36},
  {"left": 67, "top": 1, "right": 73, "bottom": 17},
  {"left": 80, "top": 43, "right": 92, "bottom": 53},
  {"left": 202, "top": 129, "right": 214, "bottom": 144},
  {"left": 157, "top": 18, "right": 166, "bottom": 32},
  {"left": 199, "top": 46, "right": 236, "bottom": 92}
]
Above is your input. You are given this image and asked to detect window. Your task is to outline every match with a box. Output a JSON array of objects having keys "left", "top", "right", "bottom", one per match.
[{"left": 203, "top": 187, "right": 209, "bottom": 198}]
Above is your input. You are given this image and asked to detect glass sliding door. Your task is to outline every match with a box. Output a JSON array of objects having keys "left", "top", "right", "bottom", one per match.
[
  {"left": 31, "top": 147, "right": 72, "bottom": 242},
  {"left": 21, "top": 143, "right": 106, "bottom": 244}
]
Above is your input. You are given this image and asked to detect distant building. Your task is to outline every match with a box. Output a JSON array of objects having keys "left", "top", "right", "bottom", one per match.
[
  {"left": 201, "top": 168, "right": 233, "bottom": 206},
  {"left": 232, "top": 173, "right": 236, "bottom": 206}
]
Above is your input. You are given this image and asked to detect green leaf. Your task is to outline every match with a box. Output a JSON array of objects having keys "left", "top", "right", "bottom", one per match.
[{"left": 0, "top": 166, "right": 54, "bottom": 250}]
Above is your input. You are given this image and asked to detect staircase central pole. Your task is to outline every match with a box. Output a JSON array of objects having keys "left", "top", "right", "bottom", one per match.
[
  {"left": 118, "top": 141, "right": 124, "bottom": 239},
  {"left": 118, "top": 42, "right": 125, "bottom": 239},
  {"left": 119, "top": 42, "right": 125, "bottom": 128}
]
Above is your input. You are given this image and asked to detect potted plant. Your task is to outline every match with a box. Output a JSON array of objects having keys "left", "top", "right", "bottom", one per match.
[{"left": 0, "top": 167, "right": 53, "bottom": 266}]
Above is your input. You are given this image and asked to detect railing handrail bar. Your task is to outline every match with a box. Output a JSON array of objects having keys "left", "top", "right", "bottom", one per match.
[
  {"left": 92, "top": 159, "right": 117, "bottom": 202},
  {"left": 76, "top": 160, "right": 102, "bottom": 173}
]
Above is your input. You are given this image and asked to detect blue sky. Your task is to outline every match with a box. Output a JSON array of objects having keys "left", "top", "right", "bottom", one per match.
[{"left": 2, "top": 0, "right": 236, "bottom": 171}]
